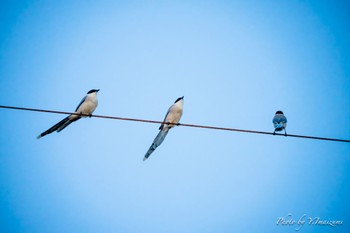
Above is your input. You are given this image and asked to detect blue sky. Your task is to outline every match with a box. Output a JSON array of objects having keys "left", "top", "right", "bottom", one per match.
[{"left": 1, "top": 1, "right": 349, "bottom": 232}]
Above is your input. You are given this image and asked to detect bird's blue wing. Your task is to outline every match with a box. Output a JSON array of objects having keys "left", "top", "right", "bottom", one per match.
[
  {"left": 75, "top": 96, "right": 86, "bottom": 112},
  {"left": 281, "top": 115, "right": 287, "bottom": 123},
  {"left": 273, "top": 115, "right": 287, "bottom": 124},
  {"left": 159, "top": 107, "right": 172, "bottom": 130}
]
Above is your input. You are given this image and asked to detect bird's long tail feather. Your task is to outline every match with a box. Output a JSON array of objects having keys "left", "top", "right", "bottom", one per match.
[
  {"left": 143, "top": 129, "right": 169, "bottom": 161},
  {"left": 37, "top": 116, "right": 71, "bottom": 139},
  {"left": 57, "top": 117, "right": 77, "bottom": 132}
]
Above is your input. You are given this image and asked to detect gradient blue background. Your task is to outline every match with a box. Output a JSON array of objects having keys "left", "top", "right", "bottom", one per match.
[{"left": 1, "top": 1, "right": 349, "bottom": 232}]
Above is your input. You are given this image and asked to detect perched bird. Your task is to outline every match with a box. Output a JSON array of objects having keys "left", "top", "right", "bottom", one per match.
[
  {"left": 143, "top": 96, "right": 184, "bottom": 161},
  {"left": 272, "top": 110, "right": 287, "bottom": 135},
  {"left": 37, "top": 89, "right": 99, "bottom": 139}
]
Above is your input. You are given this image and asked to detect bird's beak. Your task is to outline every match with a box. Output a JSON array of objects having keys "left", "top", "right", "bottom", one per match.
[{"left": 96, "top": 89, "right": 100, "bottom": 92}]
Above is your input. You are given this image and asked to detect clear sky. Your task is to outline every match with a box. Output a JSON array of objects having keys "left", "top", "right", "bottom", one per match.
[{"left": 1, "top": 1, "right": 349, "bottom": 233}]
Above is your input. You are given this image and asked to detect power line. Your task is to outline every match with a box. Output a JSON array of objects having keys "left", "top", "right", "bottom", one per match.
[{"left": 1, "top": 104, "right": 349, "bottom": 143}]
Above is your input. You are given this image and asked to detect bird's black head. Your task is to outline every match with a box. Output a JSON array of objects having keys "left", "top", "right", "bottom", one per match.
[
  {"left": 87, "top": 89, "right": 100, "bottom": 94},
  {"left": 275, "top": 110, "right": 284, "bottom": 115},
  {"left": 174, "top": 96, "right": 184, "bottom": 103}
]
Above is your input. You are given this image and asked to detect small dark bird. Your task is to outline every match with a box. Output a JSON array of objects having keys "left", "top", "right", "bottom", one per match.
[
  {"left": 143, "top": 96, "right": 184, "bottom": 161},
  {"left": 37, "top": 89, "right": 99, "bottom": 139},
  {"left": 272, "top": 110, "right": 287, "bottom": 136}
]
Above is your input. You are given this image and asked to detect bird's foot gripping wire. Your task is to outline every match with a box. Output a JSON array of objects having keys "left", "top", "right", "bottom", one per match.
[
  {"left": 165, "top": 122, "right": 181, "bottom": 127},
  {"left": 78, "top": 112, "right": 92, "bottom": 118}
]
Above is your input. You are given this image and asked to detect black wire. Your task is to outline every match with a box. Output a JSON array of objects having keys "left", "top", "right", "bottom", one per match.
[{"left": 1, "top": 105, "right": 349, "bottom": 143}]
